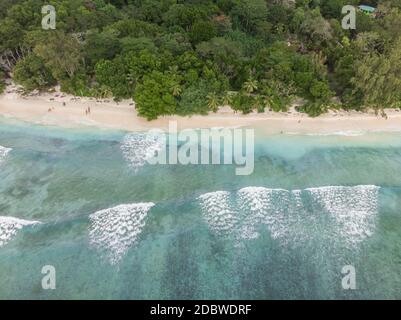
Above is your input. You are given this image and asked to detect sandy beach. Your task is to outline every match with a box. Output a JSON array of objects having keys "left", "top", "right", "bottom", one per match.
[{"left": 1, "top": 84, "right": 401, "bottom": 135}]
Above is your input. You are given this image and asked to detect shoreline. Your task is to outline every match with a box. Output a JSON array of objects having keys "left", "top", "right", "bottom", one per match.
[{"left": 2, "top": 84, "right": 401, "bottom": 135}]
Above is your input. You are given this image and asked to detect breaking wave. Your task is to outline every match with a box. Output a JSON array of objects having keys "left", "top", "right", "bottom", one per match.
[
  {"left": 198, "top": 185, "right": 379, "bottom": 250},
  {"left": 120, "top": 133, "right": 165, "bottom": 170},
  {"left": 89, "top": 202, "right": 155, "bottom": 265},
  {"left": 0, "top": 216, "right": 41, "bottom": 247},
  {"left": 0, "top": 146, "right": 11, "bottom": 165},
  {"left": 199, "top": 191, "right": 238, "bottom": 236}
]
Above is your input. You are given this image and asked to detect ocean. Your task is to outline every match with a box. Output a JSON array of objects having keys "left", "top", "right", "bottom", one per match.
[{"left": 0, "top": 117, "right": 400, "bottom": 299}]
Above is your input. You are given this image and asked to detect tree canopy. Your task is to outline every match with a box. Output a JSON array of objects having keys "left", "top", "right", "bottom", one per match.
[{"left": 0, "top": 0, "right": 399, "bottom": 118}]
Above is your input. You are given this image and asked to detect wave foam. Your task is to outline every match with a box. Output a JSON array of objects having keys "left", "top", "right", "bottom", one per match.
[
  {"left": 0, "top": 146, "right": 11, "bottom": 165},
  {"left": 89, "top": 203, "right": 155, "bottom": 265},
  {"left": 237, "top": 187, "right": 294, "bottom": 241},
  {"left": 120, "top": 133, "right": 165, "bottom": 170},
  {"left": 199, "top": 191, "right": 238, "bottom": 235},
  {"left": 305, "top": 185, "right": 379, "bottom": 246},
  {"left": 199, "top": 185, "right": 379, "bottom": 249},
  {"left": 0, "top": 216, "right": 41, "bottom": 247}
]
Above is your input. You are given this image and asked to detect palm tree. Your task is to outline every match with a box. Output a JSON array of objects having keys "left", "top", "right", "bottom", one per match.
[
  {"left": 126, "top": 72, "right": 136, "bottom": 86},
  {"left": 221, "top": 91, "right": 233, "bottom": 106},
  {"left": 168, "top": 66, "right": 179, "bottom": 74},
  {"left": 206, "top": 93, "right": 219, "bottom": 112},
  {"left": 262, "top": 95, "right": 271, "bottom": 109},
  {"left": 243, "top": 78, "right": 258, "bottom": 95},
  {"left": 171, "top": 83, "right": 182, "bottom": 97}
]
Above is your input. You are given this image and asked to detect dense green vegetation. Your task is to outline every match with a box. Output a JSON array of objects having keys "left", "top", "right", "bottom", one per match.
[
  {"left": 0, "top": 70, "right": 5, "bottom": 94},
  {"left": 0, "top": 0, "right": 399, "bottom": 119}
]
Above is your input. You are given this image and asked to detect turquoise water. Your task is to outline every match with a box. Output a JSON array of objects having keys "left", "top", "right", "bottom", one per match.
[{"left": 0, "top": 117, "right": 400, "bottom": 299}]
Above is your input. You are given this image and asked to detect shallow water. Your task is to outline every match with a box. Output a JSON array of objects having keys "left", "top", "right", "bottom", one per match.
[{"left": 0, "top": 117, "right": 400, "bottom": 299}]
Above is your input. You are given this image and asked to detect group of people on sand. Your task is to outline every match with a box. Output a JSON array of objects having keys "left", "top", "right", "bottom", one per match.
[
  {"left": 47, "top": 103, "right": 92, "bottom": 115},
  {"left": 47, "top": 100, "right": 67, "bottom": 112}
]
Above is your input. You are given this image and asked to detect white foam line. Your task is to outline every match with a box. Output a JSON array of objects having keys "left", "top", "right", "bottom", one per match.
[
  {"left": 120, "top": 133, "right": 165, "bottom": 170},
  {"left": 198, "top": 191, "right": 238, "bottom": 235},
  {"left": 304, "top": 185, "right": 379, "bottom": 192},
  {"left": 0, "top": 145, "right": 12, "bottom": 164},
  {"left": 198, "top": 185, "right": 380, "bottom": 250},
  {"left": 0, "top": 216, "right": 41, "bottom": 247},
  {"left": 89, "top": 202, "right": 155, "bottom": 265}
]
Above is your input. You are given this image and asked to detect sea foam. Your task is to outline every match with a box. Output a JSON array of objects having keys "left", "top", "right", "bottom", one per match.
[
  {"left": 0, "top": 216, "right": 41, "bottom": 247},
  {"left": 120, "top": 133, "right": 165, "bottom": 170},
  {"left": 199, "top": 191, "right": 238, "bottom": 235},
  {"left": 0, "top": 146, "right": 11, "bottom": 165},
  {"left": 89, "top": 202, "right": 155, "bottom": 265},
  {"left": 199, "top": 185, "right": 380, "bottom": 250},
  {"left": 305, "top": 185, "right": 379, "bottom": 247}
]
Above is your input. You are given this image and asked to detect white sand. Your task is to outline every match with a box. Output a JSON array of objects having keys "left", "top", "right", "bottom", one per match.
[{"left": 1, "top": 84, "right": 401, "bottom": 134}]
